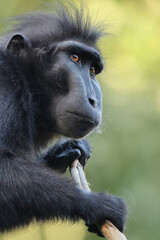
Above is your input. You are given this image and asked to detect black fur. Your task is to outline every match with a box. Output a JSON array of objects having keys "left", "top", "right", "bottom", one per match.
[
  {"left": 6, "top": 5, "right": 103, "bottom": 47},
  {"left": 0, "top": 4, "right": 127, "bottom": 237}
]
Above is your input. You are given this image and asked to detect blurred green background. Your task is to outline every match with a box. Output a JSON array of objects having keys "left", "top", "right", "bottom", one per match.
[{"left": 0, "top": 0, "right": 160, "bottom": 239}]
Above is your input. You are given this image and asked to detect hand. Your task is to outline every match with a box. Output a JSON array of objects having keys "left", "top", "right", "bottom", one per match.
[
  {"left": 44, "top": 139, "right": 92, "bottom": 173},
  {"left": 85, "top": 193, "right": 127, "bottom": 238}
]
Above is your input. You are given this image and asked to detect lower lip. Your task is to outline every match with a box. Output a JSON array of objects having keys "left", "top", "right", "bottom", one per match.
[{"left": 67, "top": 111, "right": 97, "bottom": 125}]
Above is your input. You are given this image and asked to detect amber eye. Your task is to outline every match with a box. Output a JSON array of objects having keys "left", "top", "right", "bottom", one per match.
[
  {"left": 90, "top": 66, "right": 96, "bottom": 76},
  {"left": 70, "top": 54, "right": 81, "bottom": 63}
]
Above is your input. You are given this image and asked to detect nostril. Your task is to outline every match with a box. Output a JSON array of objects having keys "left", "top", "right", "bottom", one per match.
[{"left": 89, "top": 98, "right": 96, "bottom": 107}]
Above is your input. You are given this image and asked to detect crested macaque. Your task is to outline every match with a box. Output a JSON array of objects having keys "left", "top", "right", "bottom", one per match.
[{"left": 0, "top": 5, "right": 127, "bottom": 237}]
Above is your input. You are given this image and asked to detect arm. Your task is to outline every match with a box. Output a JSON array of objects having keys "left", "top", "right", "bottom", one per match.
[{"left": 0, "top": 153, "right": 126, "bottom": 233}]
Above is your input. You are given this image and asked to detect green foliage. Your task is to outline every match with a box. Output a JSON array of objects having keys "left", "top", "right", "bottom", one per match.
[{"left": 0, "top": 0, "right": 160, "bottom": 239}]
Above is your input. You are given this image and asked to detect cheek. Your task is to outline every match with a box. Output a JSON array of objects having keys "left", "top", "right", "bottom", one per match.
[
  {"left": 55, "top": 71, "right": 69, "bottom": 91},
  {"left": 44, "top": 60, "right": 70, "bottom": 92}
]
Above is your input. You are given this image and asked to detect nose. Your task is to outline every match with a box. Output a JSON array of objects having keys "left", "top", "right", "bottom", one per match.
[{"left": 88, "top": 97, "right": 97, "bottom": 108}]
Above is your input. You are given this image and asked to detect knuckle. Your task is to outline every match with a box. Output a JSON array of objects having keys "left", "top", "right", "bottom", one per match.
[{"left": 74, "top": 149, "right": 81, "bottom": 156}]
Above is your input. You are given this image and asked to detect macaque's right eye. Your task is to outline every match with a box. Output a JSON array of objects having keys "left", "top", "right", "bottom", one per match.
[{"left": 70, "top": 54, "right": 81, "bottom": 64}]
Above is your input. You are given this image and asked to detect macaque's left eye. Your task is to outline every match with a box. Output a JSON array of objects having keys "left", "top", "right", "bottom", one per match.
[
  {"left": 90, "top": 66, "right": 96, "bottom": 76},
  {"left": 70, "top": 54, "right": 81, "bottom": 63}
]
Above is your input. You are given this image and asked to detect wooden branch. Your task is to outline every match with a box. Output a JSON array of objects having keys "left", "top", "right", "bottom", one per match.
[
  {"left": 100, "top": 221, "right": 127, "bottom": 240},
  {"left": 70, "top": 160, "right": 91, "bottom": 192},
  {"left": 70, "top": 160, "right": 127, "bottom": 240}
]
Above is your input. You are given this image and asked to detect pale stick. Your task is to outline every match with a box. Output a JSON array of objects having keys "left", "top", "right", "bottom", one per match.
[{"left": 70, "top": 160, "right": 127, "bottom": 240}]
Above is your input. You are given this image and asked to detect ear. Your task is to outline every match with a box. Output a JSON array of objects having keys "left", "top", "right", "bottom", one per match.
[{"left": 7, "top": 34, "right": 32, "bottom": 53}]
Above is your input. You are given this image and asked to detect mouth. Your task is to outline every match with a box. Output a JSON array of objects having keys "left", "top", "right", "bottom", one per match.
[{"left": 67, "top": 111, "right": 98, "bottom": 125}]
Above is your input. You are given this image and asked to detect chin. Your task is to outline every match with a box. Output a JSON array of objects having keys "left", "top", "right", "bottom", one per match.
[
  {"left": 60, "top": 121, "right": 98, "bottom": 139},
  {"left": 56, "top": 112, "right": 100, "bottom": 139}
]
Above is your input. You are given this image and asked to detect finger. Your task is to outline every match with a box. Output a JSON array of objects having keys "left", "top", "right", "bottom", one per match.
[
  {"left": 56, "top": 149, "right": 81, "bottom": 162},
  {"left": 80, "top": 140, "right": 92, "bottom": 158},
  {"left": 87, "top": 225, "right": 104, "bottom": 238},
  {"left": 79, "top": 154, "right": 86, "bottom": 168}
]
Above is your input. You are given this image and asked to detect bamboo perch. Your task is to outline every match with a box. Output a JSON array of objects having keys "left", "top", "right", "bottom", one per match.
[{"left": 70, "top": 160, "right": 127, "bottom": 240}]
